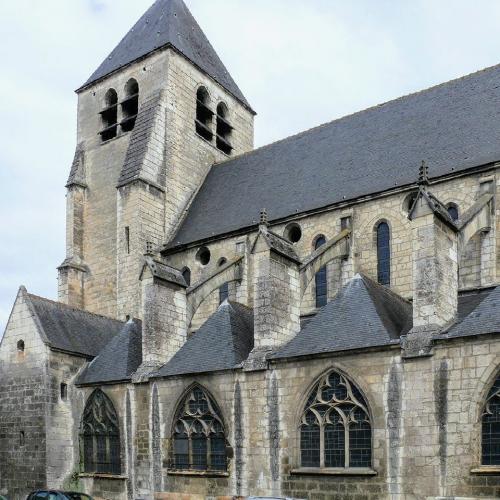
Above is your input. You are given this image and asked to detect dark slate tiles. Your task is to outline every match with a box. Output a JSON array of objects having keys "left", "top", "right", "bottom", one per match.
[
  {"left": 169, "top": 64, "right": 500, "bottom": 248},
  {"left": 27, "top": 294, "right": 124, "bottom": 358},
  {"left": 270, "top": 274, "right": 412, "bottom": 360},
  {"left": 154, "top": 301, "right": 254, "bottom": 377},
  {"left": 76, "top": 320, "right": 142, "bottom": 385},
  {"left": 445, "top": 286, "right": 500, "bottom": 339},
  {"left": 80, "top": 0, "right": 252, "bottom": 111}
]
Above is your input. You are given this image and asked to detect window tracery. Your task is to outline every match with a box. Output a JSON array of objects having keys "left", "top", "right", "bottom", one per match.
[
  {"left": 300, "top": 370, "right": 372, "bottom": 469},
  {"left": 482, "top": 373, "right": 500, "bottom": 465},
  {"left": 171, "top": 386, "right": 227, "bottom": 472},
  {"left": 80, "top": 389, "right": 121, "bottom": 474}
]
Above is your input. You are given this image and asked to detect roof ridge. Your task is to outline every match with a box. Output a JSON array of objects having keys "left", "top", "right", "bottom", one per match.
[
  {"left": 357, "top": 273, "right": 412, "bottom": 307},
  {"left": 27, "top": 293, "right": 125, "bottom": 325},
  {"left": 213, "top": 61, "right": 500, "bottom": 171}
]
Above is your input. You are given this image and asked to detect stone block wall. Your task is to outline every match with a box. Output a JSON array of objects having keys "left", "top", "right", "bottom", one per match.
[
  {"left": 164, "top": 168, "right": 498, "bottom": 326},
  {"left": 0, "top": 290, "right": 50, "bottom": 500},
  {"left": 46, "top": 350, "right": 87, "bottom": 489},
  {"left": 117, "top": 181, "right": 166, "bottom": 321},
  {"left": 63, "top": 46, "right": 255, "bottom": 321}
]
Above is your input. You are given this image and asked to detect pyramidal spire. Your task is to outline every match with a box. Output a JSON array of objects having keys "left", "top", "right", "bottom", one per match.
[{"left": 79, "top": 0, "right": 252, "bottom": 111}]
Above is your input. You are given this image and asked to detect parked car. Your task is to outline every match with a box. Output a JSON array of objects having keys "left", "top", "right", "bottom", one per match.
[{"left": 27, "top": 492, "right": 92, "bottom": 500}]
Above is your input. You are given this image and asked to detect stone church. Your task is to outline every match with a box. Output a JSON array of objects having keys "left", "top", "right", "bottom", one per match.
[{"left": 2, "top": 0, "right": 500, "bottom": 499}]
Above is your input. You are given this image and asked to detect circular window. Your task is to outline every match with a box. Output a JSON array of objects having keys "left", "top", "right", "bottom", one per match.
[
  {"left": 285, "top": 223, "right": 302, "bottom": 244},
  {"left": 196, "top": 247, "right": 211, "bottom": 266}
]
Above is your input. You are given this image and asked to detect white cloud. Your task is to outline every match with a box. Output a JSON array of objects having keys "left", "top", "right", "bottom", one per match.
[{"left": 1, "top": 0, "right": 500, "bottom": 334}]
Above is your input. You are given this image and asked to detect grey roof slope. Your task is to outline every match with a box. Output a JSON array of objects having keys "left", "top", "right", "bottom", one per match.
[
  {"left": 80, "top": 0, "right": 252, "bottom": 111},
  {"left": 168, "top": 63, "right": 500, "bottom": 249},
  {"left": 445, "top": 286, "right": 500, "bottom": 339},
  {"left": 154, "top": 301, "right": 254, "bottom": 377},
  {"left": 27, "top": 293, "right": 124, "bottom": 358},
  {"left": 76, "top": 319, "right": 142, "bottom": 385},
  {"left": 271, "top": 274, "right": 412, "bottom": 360}
]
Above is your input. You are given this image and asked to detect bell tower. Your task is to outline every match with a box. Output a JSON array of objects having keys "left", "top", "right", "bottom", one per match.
[{"left": 58, "top": 0, "right": 255, "bottom": 320}]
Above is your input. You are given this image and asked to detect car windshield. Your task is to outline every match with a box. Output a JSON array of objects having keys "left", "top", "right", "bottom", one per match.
[{"left": 64, "top": 494, "right": 92, "bottom": 500}]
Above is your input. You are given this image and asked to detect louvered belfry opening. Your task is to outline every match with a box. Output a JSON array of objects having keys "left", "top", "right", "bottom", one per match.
[
  {"left": 195, "top": 87, "right": 214, "bottom": 141},
  {"left": 100, "top": 88, "right": 118, "bottom": 141},
  {"left": 121, "top": 79, "right": 139, "bottom": 132},
  {"left": 81, "top": 389, "right": 121, "bottom": 475},
  {"left": 216, "top": 102, "right": 233, "bottom": 154}
]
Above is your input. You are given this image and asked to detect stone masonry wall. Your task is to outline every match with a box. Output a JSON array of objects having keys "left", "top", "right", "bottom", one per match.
[
  {"left": 144, "top": 333, "right": 500, "bottom": 499},
  {"left": 0, "top": 291, "right": 49, "bottom": 500},
  {"left": 164, "top": 169, "right": 498, "bottom": 326},
  {"left": 67, "top": 46, "right": 255, "bottom": 321},
  {"left": 117, "top": 182, "right": 166, "bottom": 321},
  {"left": 45, "top": 350, "right": 87, "bottom": 489}
]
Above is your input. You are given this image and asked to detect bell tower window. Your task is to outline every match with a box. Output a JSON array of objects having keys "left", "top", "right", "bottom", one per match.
[
  {"left": 195, "top": 87, "right": 214, "bottom": 141},
  {"left": 99, "top": 89, "right": 118, "bottom": 142},
  {"left": 216, "top": 102, "right": 233, "bottom": 155},
  {"left": 121, "top": 79, "right": 139, "bottom": 132}
]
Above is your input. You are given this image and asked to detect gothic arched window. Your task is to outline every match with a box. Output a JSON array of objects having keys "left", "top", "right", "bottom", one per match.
[
  {"left": 121, "top": 79, "right": 139, "bottom": 132},
  {"left": 314, "top": 235, "right": 327, "bottom": 308},
  {"left": 80, "top": 389, "right": 121, "bottom": 474},
  {"left": 300, "top": 370, "right": 372, "bottom": 469},
  {"left": 482, "top": 373, "right": 500, "bottom": 465},
  {"left": 376, "top": 221, "right": 390, "bottom": 285},
  {"left": 195, "top": 87, "right": 213, "bottom": 141},
  {"left": 171, "top": 386, "right": 227, "bottom": 472},
  {"left": 100, "top": 88, "right": 118, "bottom": 141}
]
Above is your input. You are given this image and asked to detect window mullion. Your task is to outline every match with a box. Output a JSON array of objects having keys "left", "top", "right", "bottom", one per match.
[
  {"left": 207, "top": 434, "right": 212, "bottom": 470},
  {"left": 344, "top": 423, "right": 349, "bottom": 468},
  {"left": 93, "top": 435, "right": 97, "bottom": 472},
  {"left": 319, "top": 423, "right": 325, "bottom": 468},
  {"left": 188, "top": 435, "right": 193, "bottom": 470}
]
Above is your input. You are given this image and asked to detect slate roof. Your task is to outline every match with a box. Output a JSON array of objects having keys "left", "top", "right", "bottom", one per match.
[
  {"left": 76, "top": 319, "right": 142, "bottom": 385},
  {"left": 445, "top": 286, "right": 500, "bottom": 339},
  {"left": 140, "top": 257, "right": 188, "bottom": 287},
  {"left": 167, "top": 63, "right": 500, "bottom": 249},
  {"left": 253, "top": 226, "right": 301, "bottom": 263},
  {"left": 66, "top": 143, "right": 86, "bottom": 187},
  {"left": 79, "top": 0, "right": 252, "bottom": 111},
  {"left": 26, "top": 292, "right": 124, "bottom": 358},
  {"left": 271, "top": 274, "right": 412, "bottom": 360},
  {"left": 154, "top": 301, "right": 254, "bottom": 377}
]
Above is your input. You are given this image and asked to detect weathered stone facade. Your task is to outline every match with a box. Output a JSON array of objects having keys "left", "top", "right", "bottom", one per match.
[{"left": 3, "top": 1, "right": 500, "bottom": 500}]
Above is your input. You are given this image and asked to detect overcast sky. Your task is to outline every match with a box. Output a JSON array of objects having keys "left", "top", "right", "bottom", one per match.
[{"left": 1, "top": 0, "right": 500, "bottom": 334}]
